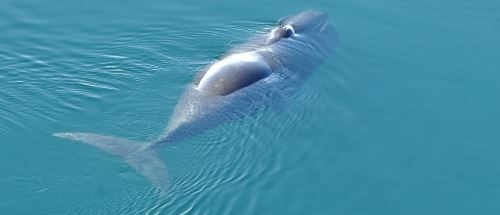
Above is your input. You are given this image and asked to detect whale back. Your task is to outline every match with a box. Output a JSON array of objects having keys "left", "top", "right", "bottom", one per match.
[{"left": 196, "top": 52, "right": 271, "bottom": 95}]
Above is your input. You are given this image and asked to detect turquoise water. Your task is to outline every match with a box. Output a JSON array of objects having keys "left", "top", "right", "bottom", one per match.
[{"left": 2, "top": 0, "right": 500, "bottom": 214}]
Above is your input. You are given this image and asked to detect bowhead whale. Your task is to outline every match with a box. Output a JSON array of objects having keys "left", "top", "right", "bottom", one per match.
[{"left": 54, "top": 10, "right": 336, "bottom": 188}]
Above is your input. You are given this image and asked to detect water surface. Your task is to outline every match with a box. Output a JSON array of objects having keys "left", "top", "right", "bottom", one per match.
[{"left": 1, "top": 0, "right": 500, "bottom": 214}]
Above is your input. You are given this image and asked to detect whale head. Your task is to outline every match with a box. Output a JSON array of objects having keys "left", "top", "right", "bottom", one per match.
[{"left": 278, "top": 10, "right": 329, "bottom": 34}]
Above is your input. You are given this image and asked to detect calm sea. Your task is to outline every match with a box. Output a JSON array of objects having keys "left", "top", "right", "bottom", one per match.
[{"left": 1, "top": 0, "right": 500, "bottom": 214}]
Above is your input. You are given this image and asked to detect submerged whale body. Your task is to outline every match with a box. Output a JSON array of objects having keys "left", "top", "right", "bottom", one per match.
[{"left": 54, "top": 10, "right": 336, "bottom": 190}]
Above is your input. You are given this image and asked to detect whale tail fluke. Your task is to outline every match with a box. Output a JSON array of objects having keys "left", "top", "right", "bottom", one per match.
[{"left": 53, "top": 132, "right": 169, "bottom": 192}]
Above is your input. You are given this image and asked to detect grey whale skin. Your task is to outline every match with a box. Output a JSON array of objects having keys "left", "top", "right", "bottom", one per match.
[{"left": 54, "top": 10, "right": 336, "bottom": 188}]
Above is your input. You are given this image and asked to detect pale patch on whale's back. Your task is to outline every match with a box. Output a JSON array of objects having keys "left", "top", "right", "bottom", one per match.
[{"left": 197, "top": 52, "right": 272, "bottom": 95}]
